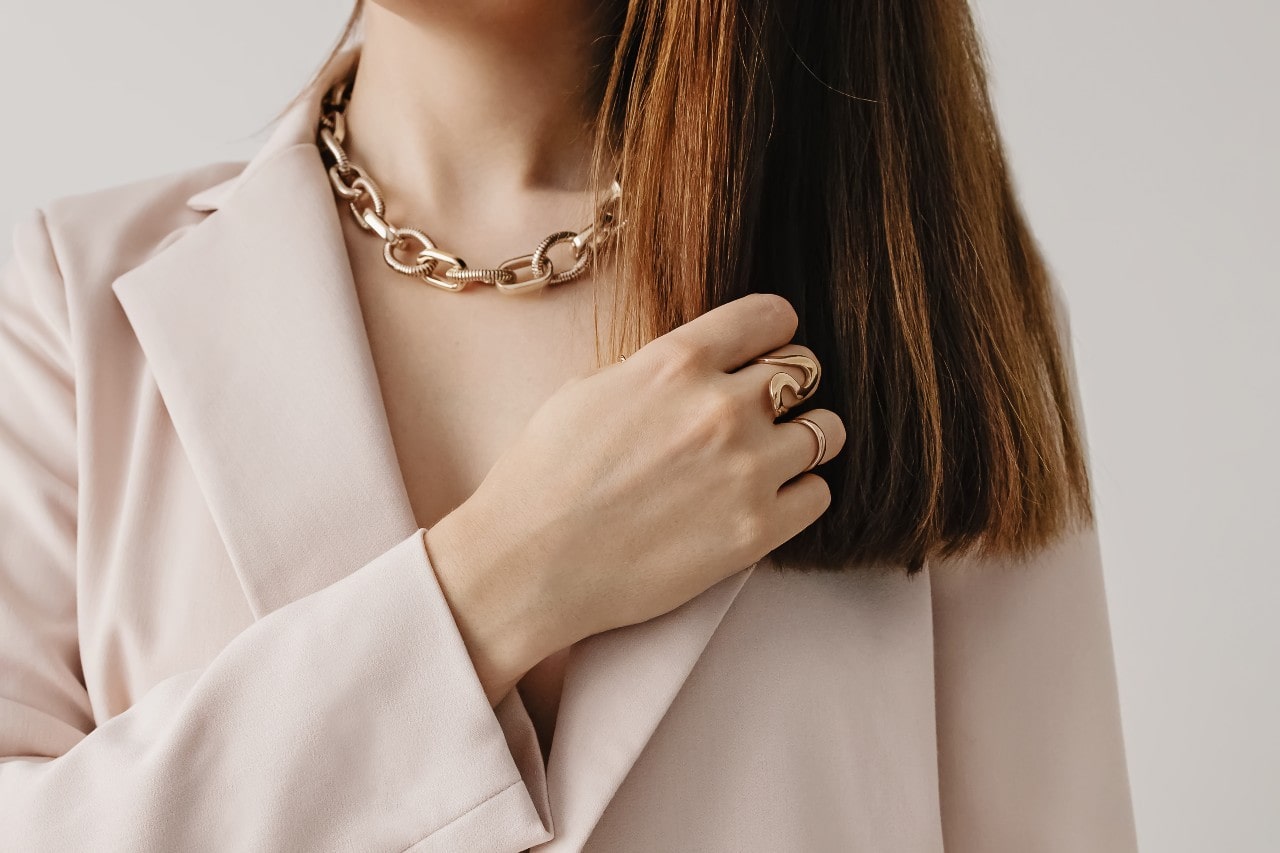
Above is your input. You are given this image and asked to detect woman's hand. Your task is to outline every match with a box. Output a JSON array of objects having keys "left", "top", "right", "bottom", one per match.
[{"left": 426, "top": 293, "right": 847, "bottom": 704}]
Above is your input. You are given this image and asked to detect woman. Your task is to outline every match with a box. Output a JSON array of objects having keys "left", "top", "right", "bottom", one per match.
[{"left": 0, "top": 1, "right": 1137, "bottom": 850}]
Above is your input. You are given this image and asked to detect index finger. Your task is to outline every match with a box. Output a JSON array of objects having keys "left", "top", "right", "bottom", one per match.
[{"left": 654, "top": 293, "right": 799, "bottom": 372}]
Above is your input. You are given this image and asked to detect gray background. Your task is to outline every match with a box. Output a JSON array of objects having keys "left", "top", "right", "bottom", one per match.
[{"left": 2, "top": 1, "right": 1276, "bottom": 849}]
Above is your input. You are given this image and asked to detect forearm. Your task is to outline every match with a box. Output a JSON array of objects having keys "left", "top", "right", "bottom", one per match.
[{"left": 426, "top": 508, "right": 558, "bottom": 707}]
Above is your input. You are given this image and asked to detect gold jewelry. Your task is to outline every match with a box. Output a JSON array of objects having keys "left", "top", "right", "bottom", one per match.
[
  {"left": 749, "top": 354, "right": 821, "bottom": 418},
  {"left": 790, "top": 416, "right": 827, "bottom": 473},
  {"left": 316, "top": 72, "right": 622, "bottom": 295}
]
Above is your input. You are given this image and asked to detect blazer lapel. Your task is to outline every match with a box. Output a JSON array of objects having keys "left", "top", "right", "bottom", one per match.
[
  {"left": 541, "top": 562, "right": 756, "bottom": 851},
  {"left": 112, "top": 136, "right": 418, "bottom": 617},
  {"left": 111, "top": 46, "right": 757, "bottom": 845}
]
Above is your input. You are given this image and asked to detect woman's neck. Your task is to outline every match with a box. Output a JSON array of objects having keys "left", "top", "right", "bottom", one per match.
[{"left": 343, "top": 2, "right": 605, "bottom": 227}]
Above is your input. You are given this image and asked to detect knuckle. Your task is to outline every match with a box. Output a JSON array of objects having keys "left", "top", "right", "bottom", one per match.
[
  {"left": 829, "top": 414, "right": 848, "bottom": 451},
  {"left": 732, "top": 507, "right": 770, "bottom": 553},
  {"left": 786, "top": 343, "right": 817, "bottom": 363},
  {"left": 703, "top": 388, "right": 740, "bottom": 424},
  {"left": 685, "top": 389, "right": 740, "bottom": 447},
  {"left": 657, "top": 336, "right": 704, "bottom": 377},
  {"left": 754, "top": 293, "right": 798, "bottom": 335},
  {"left": 814, "top": 409, "right": 847, "bottom": 452}
]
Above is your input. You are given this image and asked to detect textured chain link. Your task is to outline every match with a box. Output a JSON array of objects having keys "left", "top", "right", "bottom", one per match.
[{"left": 317, "top": 74, "right": 621, "bottom": 294}]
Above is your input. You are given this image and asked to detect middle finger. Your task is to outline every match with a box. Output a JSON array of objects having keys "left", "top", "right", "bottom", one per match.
[{"left": 729, "top": 343, "right": 822, "bottom": 420}]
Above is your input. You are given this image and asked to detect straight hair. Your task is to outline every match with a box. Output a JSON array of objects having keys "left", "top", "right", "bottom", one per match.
[{"left": 293, "top": 0, "right": 1095, "bottom": 575}]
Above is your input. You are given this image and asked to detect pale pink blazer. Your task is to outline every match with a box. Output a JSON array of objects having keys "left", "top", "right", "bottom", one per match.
[{"left": 0, "top": 50, "right": 1137, "bottom": 852}]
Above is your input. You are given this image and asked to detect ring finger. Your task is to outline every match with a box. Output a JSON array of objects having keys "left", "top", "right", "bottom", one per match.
[{"left": 769, "top": 408, "right": 846, "bottom": 484}]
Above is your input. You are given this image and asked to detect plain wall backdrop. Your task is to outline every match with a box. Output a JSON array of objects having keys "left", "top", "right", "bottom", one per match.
[{"left": 1, "top": 1, "right": 1276, "bottom": 850}]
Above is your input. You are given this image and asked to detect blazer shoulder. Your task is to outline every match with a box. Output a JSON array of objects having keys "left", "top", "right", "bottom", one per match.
[{"left": 28, "top": 160, "right": 246, "bottom": 293}]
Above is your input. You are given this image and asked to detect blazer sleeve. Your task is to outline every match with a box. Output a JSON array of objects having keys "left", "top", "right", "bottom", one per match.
[
  {"left": 928, "top": 286, "right": 1138, "bottom": 852},
  {"left": 0, "top": 211, "right": 553, "bottom": 852}
]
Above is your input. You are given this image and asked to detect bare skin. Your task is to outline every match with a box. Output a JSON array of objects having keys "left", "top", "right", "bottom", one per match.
[{"left": 343, "top": 2, "right": 848, "bottom": 757}]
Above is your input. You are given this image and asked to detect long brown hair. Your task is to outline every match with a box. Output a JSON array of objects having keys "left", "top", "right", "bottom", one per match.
[{"left": 299, "top": 0, "right": 1094, "bottom": 574}]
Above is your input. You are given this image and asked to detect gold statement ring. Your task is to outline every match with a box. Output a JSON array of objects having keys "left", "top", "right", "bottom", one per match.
[
  {"left": 748, "top": 354, "right": 822, "bottom": 418},
  {"left": 623, "top": 348, "right": 823, "bottom": 470}
]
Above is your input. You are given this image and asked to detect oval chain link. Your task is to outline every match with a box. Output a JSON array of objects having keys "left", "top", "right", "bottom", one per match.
[{"left": 317, "top": 72, "right": 620, "bottom": 294}]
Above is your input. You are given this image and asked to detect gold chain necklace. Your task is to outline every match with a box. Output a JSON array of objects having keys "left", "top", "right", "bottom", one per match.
[{"left": 316, "top": 74, "right": 622, "bottom": 294}]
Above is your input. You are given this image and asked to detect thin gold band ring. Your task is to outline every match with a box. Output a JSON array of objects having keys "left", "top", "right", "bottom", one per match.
[{"left": 789, "top": 416, "right": 827, "bottom": 473}]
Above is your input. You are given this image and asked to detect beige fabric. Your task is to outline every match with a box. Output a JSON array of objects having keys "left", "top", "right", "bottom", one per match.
[{"left": 0, "top": 49, "right": 1136, "bottom": 852}]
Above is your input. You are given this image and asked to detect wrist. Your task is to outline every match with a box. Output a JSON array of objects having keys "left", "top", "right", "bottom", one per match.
[{"left": 424, "top": 507, "right": 553, "bottom": 706}]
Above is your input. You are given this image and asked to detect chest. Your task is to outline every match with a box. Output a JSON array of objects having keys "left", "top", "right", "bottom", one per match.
[
  {"left": 348, "top": 242, "right": 616, "bottom": 531},
  {"left": 345, "top": 227, "right": 617, "bottom": 751}
]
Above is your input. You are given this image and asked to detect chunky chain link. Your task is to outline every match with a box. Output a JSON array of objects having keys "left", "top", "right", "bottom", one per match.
[{"left": 317, "top": 74, "right": 621, "bottom": 294}]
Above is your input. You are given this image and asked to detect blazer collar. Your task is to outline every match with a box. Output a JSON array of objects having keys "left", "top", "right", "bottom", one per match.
[{"left": 110, "top": 44, "right": 755, "bottom": 848}]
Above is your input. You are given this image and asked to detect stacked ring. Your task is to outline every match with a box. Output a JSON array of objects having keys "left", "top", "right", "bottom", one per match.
[
  {"left": 789, "top": 416, "right": 827, "bottom": 472},
  {"left": 748, "top": 354, "right": 821, "bottom": 418},
  {"left": 620, "top": 348, "right": 825, "bottom": 472},
  {"left": 748, "top": 352, "right": 825, "bottom": 472}
]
